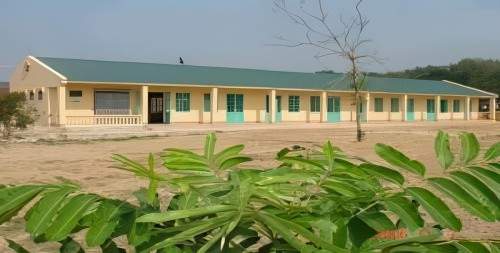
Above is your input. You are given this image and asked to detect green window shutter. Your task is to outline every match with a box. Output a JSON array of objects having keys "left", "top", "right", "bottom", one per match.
[
  {"left": 227, "top": 94, "right": 235, "bottom": 112},
  {"left": 375, "top": 98, "right": 384, "bottom": 112},
  {"left": 310, "top": 96, "right": 320, "bottom": 112},
  {"left": 288, "top": 96, "right": 300, "bottom": 112},
  {"left": 440, "top": 99, "right": 448, "bottom": 113},
  {"left": 236, "top": 94, "right": 243, "bottom": 112},
  {"left": 453, "top": 100, "right": 460, "bottom": 112},
  {"left": 176, "top": 93, "right": 190, "bottom": 112},
  {"left": 203, "top": 93, "right": 211, "bottom": 112},
  {"left": 390, "top": 98, "right": 399, "bottom": 112},
  {"left": 265, "top": 95, "right": 269, "bottom": 113}
]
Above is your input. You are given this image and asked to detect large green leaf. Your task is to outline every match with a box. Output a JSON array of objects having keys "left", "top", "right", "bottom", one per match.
[
  {"left": 204, "top": 132, "right": 217, "bottom": 164},
  {"left": 322, "top": 178, "right": 361, "bottom": 197},
  {"left": 467, "top": 167, "right": 500, "bottom": 198},
  {"left": 163, "top": 157, "right": 210, "bottom": 172},
  {"left": 86, "top": 200, "right": 134, "bottom": 247},
  {"left": 406, "top": 187, "right": 461, "bottom": 231},
  {"left": 215, "top": 144, "right": 245, "bottom": 164},
  {"left": 25, "top": 187, "right": 75, "bottom": 237},
  {"left": 459, "top": 132, "right": 480, "bottom": 164},
  {"left": 147, "top": 213, "right": 235, "bottom": 252},
  {"left": 219, "top": 156, "right": 252, "bottom": 171},
  {"left": 59, "top": 237, "right": 84, "bottom": 253},
  {"left": 256, "top": 170, "right": 318, "bottom": 185},
  {"left": 359, "top": 163, "right": 404, "bottom": 186},
  {"left": 45, "top": 194, "right": 99, "bottom": 241},
  {"left": 357, "top": 211, "right": 396, "bottom": 231},
  {"left": 384, "top": 197, "right": 424, "bottom": 231},
  {"left": 454, "top": 241, "right": 489, "bottom": 253},
  {"left": 128, "top": 219, "right": 152, "bottom": 247},
  {"left": 434, "top": 130, "right": 454, "bottom": 169},
  {"left": 450, "top": 171, "right": 500, "bottom": 219},
  {"left": 374, "top": 143, "right": 426, "bottom": 176},
  {"left": 429, "top": 177, "right": 495, "bottom": 221},
  {"left": 484, "top": 142, "right": 500, "bottom": 161},
  {"left": 6, "top": 239, "right": 30, "bottom": 253},
  {"left": 323, "top": 141, "right": 336, "bottom": 171},
  {"left": 101, "top": 240, "right": 127, "bottom": 253},
  {"left": 256, "top": 212, "right": 346, "bottom": 253},
  {"left": 197, "top": 223, "right": 229, "bottom": 253},
  {"left": 0, "top": 185, "right": 45, "bottom": 224},
  {"left": 278, "top": 156, "right": 325, "bottom": 170},
  {"left": 364, "top": 228, "right": 442, "bottom": 251},
  {"left": 136, "top": 205, "right": 236, "bottom": 223},
  {"left": 347, "top": 216, "right": 377, "bottom": 247}
]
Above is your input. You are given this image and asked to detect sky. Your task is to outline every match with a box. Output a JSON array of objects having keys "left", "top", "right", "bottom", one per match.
[{"left": 1, "top": 0, "right": 500, "bottom": 81}]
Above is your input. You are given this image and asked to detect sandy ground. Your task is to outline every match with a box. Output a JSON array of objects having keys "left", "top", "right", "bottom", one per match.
[{"left": 0, "top": 121, "right": 499, "bottom": 252}]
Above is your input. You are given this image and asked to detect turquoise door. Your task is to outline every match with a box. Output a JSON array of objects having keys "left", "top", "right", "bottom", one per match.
[
  {"left": 227, "top": 94, "right": 244, "bottom": 123},
  {"left": 327, "top": 96, "right": 341, "bottom": 122},
  {"left": 275, "top": 96, "right": 282, "bottom": 122},
  {"left": 407, "top": 98, "right": 415, "bottom": 121},
  {"left": 427, "top": 99, "right": 436, "bottom": 121}
]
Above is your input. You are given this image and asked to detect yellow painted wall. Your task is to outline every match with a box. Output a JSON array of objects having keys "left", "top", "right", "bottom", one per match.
[
  {"left": 471, "top": 98, "right": 479, "bottom": 120},
  {"left": 9, "top": 56, "right": 63, "bottom": 91},
  {"left": 9, "top": 56, "right": 65, "bottom": 126},
  {"left": 65, "top": 84, "right": 141, "bottom": 117},
  {"left": 368, "top": 94, "right": 404, "bottom": 121},
  {"left": 276, "top": 90, "right": 324, "bottom": 122},
  {"left": 336, "top": 93, "right": 356, "bottom": 121},
  {"left": 438, "top": 96, "right": 467, "bottom": 120},
  {"left": 61, "top": 85, "right": 492, "bottom": 124},
  {"left": 149, "top": 86, "right": 211, "bottom": 123}
]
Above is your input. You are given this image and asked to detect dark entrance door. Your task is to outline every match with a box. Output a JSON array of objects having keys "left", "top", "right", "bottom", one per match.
[{"left": 148, "top": 93, "right": 164, "bottom": 123}]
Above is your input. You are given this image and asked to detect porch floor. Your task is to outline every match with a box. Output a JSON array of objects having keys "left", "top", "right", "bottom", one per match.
[{"left": 8, "top": 120, "right": 497, "bottom": 143}]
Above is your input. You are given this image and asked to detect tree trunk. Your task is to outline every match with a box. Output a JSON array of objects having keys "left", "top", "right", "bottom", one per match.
[{"left": 351, "top": 58, "right": 363, "bottom": 142}]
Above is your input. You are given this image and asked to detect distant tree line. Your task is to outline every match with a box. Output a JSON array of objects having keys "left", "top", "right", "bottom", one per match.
[
  {"left": 318, "top": 58, "right": 500, "bottom": 96},
  {"left": 372, "top": 58, "right": 500, "bottom": 95}
]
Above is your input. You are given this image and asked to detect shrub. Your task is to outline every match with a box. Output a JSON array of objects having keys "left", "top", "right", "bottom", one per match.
[
  {"left": 0, "top": 92, "right": 37, "bottom": 138},
  {"left": 0, "top": 131, "right": 499, "bottom": 252}
]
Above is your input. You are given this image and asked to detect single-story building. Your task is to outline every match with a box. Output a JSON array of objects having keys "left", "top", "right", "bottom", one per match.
[{"left": 9, "top": 56, "right": 498, "bottom": 127}]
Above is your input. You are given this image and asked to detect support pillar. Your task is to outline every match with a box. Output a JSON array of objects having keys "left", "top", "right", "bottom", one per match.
[
  {"left": 490, "top": 97, "right": 496, "bottom": 121},
  {"left": 210, "top": 87, "right": 218, "bottom": 123},
  {"left": 57, "top": 85, "right": 66, "bottom": 126},
  {"left": 269, "top": 89, "right": 276, "bottom": 123},
  {"left": 46, "top": 87, "right": 51, "bottom": 127},
  {"left": 321, "top": 91, "right": 327, "bottom": 122},
  {"left": 402, "top": 94, "right": 408, "bottom": 121},
  {"left": 435, "top": 95, "right": 440, "bottom": 121},
  {"left": 141, "top": 85, "right": 148, "bottom": 124},
  {"left": 364, "top": 93, "right": 370, "bottom": 122},
  {"left": 465, "top": 96, "right": 470, "bottom": 120}
]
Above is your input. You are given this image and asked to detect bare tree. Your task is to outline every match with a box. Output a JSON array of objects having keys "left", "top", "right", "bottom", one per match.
[{"left": 273, "top": 0, "right": 378, "bottom": 142}]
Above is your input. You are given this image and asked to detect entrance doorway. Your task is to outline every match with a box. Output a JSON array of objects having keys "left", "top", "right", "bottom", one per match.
[
  {"left": 275, "top": 96, "right": 282, "bottom": 122},
  {"left": 407, "top": 98, "right": 415, "bottom": 121},
  {"left": 226, "top": 94, "right": 244, "bottom": 123},
  {"left": 148, "top": 93, "right": 164, "bottom": 123},
  {"left": 427, "top": 99, "right": 436, "bottom": 121},
  {"left": 327, "top": 96, "right": 341, "bottom": 122}
]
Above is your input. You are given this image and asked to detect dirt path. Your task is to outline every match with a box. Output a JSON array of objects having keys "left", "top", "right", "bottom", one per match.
[{"left": 0, "top": 121, "right": 499, "bottom": 252}]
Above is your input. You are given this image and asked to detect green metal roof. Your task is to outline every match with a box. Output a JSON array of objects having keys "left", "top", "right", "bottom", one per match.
[{"left": 37, "top": 57, "right": 495, "bottom": 97}]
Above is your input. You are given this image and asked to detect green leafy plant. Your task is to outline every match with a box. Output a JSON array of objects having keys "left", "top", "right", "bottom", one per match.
[
  {"left": 0, "top": 132, "right": 499, "bottom": 252},
  {"left": 0, "top": 92, "right": 37, "bottom": 138}
]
